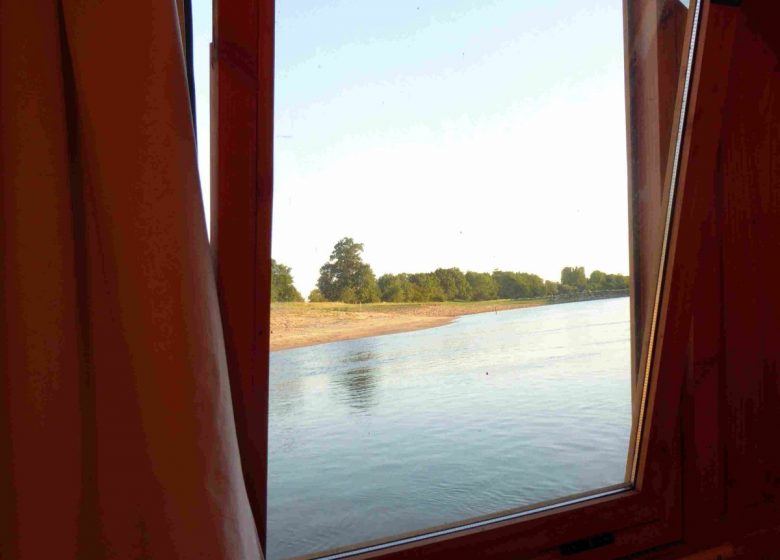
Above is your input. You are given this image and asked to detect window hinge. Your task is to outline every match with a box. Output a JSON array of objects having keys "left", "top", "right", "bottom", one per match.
[{"left": 559, "top": 532, "right": 615, "bottom": 556}]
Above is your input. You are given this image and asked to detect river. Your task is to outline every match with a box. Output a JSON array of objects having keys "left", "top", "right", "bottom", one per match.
[{"left": 267, "top": 297, "right": 632, "bottom": 559}]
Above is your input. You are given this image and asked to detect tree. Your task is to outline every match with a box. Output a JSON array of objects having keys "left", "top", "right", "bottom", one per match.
[
  {"left": 378, "top": 273, "right": 411, "bottom": 302},
  {"left": 317, "top": 237, "right": 380, "bottom": 303},
  {"left": 465, "top": 271, "right": 498, "bottom": 301},
  {"left": 408, "top": 273, "right": 445, "bottom": 302},
  {"left": 561, "top": 266, "right": 587, "bottom": 292},
  {"left": 517, "top": 272, "right": 545, "bottom": 298},
  {"left": 604, "top": 273, "right": 629, "bottom": 291},
  {"left": 490, "top": 271, "right": 545, "bottom": 299},
  {"left": 588, "top": 270, "right": 608, "bottom": 292},
  {"left": 558, "top": 283, "right": 578, "bottom": 295},
  {"left": 340, "top": 286, "right": 358, "bottom": 304},
  {"left": 308, "top": 288, "right": 325, "bottom": 303},
  {"left": 353, "top": 263, "right": 381, "bottom": 303},
  {"left": 271, "top": 259, "right": 304, "bottom": 302},
  {"left": 434, "top": 268, "right": 472, "bottom": 301},
  {"left": 492, "top": 270, "right": 521, "bottom": 299}
]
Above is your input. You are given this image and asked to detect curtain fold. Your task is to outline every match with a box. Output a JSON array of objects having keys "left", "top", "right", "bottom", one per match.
[{"left": 1, "top": 1, "right": 262, "bottom": 558}]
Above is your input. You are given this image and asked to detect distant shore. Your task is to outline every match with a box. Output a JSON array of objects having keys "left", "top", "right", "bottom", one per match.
[
  {"left": 270, "top": 291, "right": 629, "bottom": 351},
  {"left": 270, "top": 299, "right": 547, "bottom": 351}
]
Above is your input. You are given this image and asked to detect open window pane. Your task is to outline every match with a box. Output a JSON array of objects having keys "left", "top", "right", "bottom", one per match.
[
  {"left": 192, "top": 0, "right": 212, "bottom": 236},
  {"left": 267, "top": 1, "right": 690, "bottom": 558}
]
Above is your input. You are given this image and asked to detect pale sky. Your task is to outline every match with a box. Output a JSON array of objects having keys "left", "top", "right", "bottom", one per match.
[
  {"left": 194, "top": 1, "right": 631, "bottom": 296},
  {"left": 192, "top": 0, "right": 211, "bottom": 223}
]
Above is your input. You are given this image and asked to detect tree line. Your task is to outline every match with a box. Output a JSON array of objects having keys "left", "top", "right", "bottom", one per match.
[
  {"left": 271, "top": 237, "right": 629, "bottom": 304},
  {"left": 271, "top": 259, "right": 305, "bottom": 302}
]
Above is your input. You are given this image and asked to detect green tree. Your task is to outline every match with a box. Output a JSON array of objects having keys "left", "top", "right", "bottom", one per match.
[
  {"left": 544, "top": 280, "right": 560, "bottom": 296},
  {"left": 308, "top": 288, "right": 325, "bottom": 302},
  {"left": 353, "top": 263, "right": 381, "bottom": 303},
  {"left": 532, "top": 275, "right": 547, "bottom": 297},
  {"left": 408, "top": 272, "right": 446, "bottom": 302},
  {"left": 588, "top": 270, "right": 608, "bottom": 292},
  {"left": 271, "top": 259, "right": 304, "bottom": 302},
  {"left": 465, "top": 271, "right": 498, "bottom": 301},
  {"left": 341, "top": 286, "right": 358, "bottom": 304},
  {"left": 317, "top": 237, "right": 380, "bottom": 303},
  {"left": 561, "top": 266, "right": 587, "bottom": 292},
  {"left": 604, "top": 273, "right": 629, "bottom": 291},
  {"left": 434, "top": 268, "right": 472, "bottom": 301},
  {"left": 492, "top": 270, "right": 520, "bottom": 299},
  {"left": 519, "top": 272, "right": 546, "bottom": 298},
  {"left": 558, "top": 283, "right": 578, "bottom": 295},
  {"left": 378, "top": 273, "right": 411, "bottom": 302}
]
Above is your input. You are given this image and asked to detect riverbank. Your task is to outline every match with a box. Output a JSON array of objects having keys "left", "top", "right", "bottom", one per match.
[{"left": 270, "top": 299, "right": 547, "bottom": 351}]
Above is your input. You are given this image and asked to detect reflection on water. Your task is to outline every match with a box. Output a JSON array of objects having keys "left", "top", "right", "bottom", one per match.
[
  {"left": 272, "top": 378, "right": 304, "bottom": 418},
  {"left": 267, "top": 298, "right": 632, "bottom": 560},
  {"left": 343, "top": 350, "right": 377, "bottom": 364},
  {"left": 332, "top": 348, "right": 380, "bottom": 411},
  {"left": 332, "top": 365, "right": 378, "bottom": 411}
]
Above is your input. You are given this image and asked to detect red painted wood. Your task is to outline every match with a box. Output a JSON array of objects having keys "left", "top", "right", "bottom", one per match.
[
  {"left": 678, "top": 7, "right": 733, "bottom": 535},
  {"left": 211, "top": 0, "right": 273, "bottom": 550},
  {"left": 652, "top": 3, "right": 738, "bottom": 549},
  {"left": 624, "top": 0, "right": 693, "bottom": 485},
  {"left": 648, "top": 2, "right": 780, "bottom": 556},
  {"left": 718, "top": 5, "right": 780, "bottom": 514},
  {"left": 624, "top": 0, "right": 688, "bottom": 406}
]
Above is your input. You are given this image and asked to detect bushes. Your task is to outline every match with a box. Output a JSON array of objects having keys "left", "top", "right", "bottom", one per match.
[{"left": 279, "top": 237, "right": 629, "bottom": 304}]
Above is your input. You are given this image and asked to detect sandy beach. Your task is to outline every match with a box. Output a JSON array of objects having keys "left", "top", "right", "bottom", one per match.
[{"left": 270, "top": 300, "right": 546, "bottom": 351}]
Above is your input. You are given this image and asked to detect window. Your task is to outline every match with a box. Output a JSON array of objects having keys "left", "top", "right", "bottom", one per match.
[
  {"left": 210, "top": 0, "right": 704, "bottom": 557},
  {"left": 191, "top": 0, "right": 212, "bottom": 236}
]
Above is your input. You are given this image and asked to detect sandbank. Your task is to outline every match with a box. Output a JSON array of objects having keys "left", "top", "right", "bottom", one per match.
[{"left": 270, "top": 300, "right": 545, "bottom": 351}]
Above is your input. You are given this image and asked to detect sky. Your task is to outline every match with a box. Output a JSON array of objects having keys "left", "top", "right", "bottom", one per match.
[
  {"left": 194, "top": 0, "right": 630, "bottom": 296},
  {"left": 192, "top": 0, "right": 211, "bottom": 222}
]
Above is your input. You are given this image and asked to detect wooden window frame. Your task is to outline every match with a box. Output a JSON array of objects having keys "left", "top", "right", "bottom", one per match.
[{"left": 210, "top": 0, "right": 739, "bottom": 557}]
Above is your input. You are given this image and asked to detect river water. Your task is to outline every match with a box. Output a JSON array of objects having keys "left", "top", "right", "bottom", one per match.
[{"left": 267, "top": 297, "right": 632, "bottom": 559}]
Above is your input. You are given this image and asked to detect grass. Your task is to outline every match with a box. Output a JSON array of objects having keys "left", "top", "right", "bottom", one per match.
[{"left": 271, "top": 298, "right": 549, "bottom": 316}]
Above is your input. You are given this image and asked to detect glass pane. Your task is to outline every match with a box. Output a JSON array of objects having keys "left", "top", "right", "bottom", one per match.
[
  {"left": 268, "top": 1, "right": 691, "bottom": 558},
  {"left": 192, "top": 0, "right": 212, "bottom": 235}
]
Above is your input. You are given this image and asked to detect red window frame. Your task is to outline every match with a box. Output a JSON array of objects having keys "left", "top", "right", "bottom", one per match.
[{"left": 209, "top": 1, "right": 739, "bottom": 557}]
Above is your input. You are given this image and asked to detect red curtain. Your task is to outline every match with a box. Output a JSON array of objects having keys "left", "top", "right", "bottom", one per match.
[{"left": 1, "top": 1, "right": 263, "bottom": 558}]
